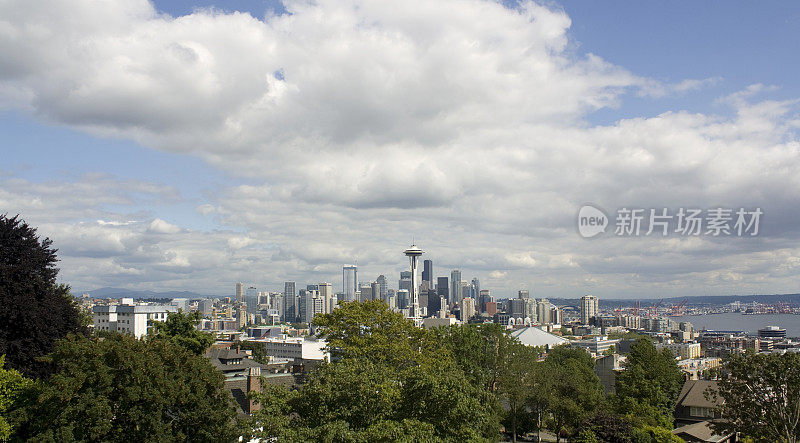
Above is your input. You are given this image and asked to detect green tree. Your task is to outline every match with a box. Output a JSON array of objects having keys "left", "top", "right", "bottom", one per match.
[
  {"left": 433, "top": 322, "right": 510, "bottom": 393},
  {"left": 12, "top": 333, "right": 241, "bottom": 442},
  {"left": 709, "top": 351, "right": 800, "bottom": 443},
  {"left": 543, "top": 346, "right": 606, "bottom": 442},
  {"left": 251, "top": 301, "right": 502, "bottom": 441},
  {"left": 0, "top": 355, "right": 31, "bottom": 441},
  {"left": 149, "top": 310, "right": 214, "bottom": 355},
  {"left": 0, "top": 215, "right": 86, "bottom": 378},
  {"left": 614, "top": 339, "right": 683, "bottom": 428},
  {"left": 313, "top": 300, "right": 437, "bottom": 367},
  {"left": 236, "top": 341, "right": 270, "bottom": 364},
  {"left": 497, "top": 341, "right": 543, "bottom": 442}
]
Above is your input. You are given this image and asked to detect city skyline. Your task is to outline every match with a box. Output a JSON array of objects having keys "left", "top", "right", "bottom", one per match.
[{"left": 3, "top": 1, "right": 800, "bottom": 299}]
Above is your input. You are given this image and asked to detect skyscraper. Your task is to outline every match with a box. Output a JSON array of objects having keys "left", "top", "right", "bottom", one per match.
[
  {"left": 284, "top": 281, "right": 296, "bottom": 323},
  {"left": 518, "top": 290, "right": 530, "bottom": 299},
  {"left": 376, "top": 275, "right": 388, "bottom": 302},
  {"left": 245, "top": 287, "right": 259, "bottom": 316},
  {"left": 471, "top": 277, "right": 480, "bottom": 300},
  {"left": 343, "top": 265, "right": 358, "bottom": 302},
  {"left": 422, "top": 259, "right": 433, "bottom": 286},
  {"left": 359, "top": 283, "right": 373, "bottom": 302},
  {"left": 537, "top": 299, "right": 552, "bottom": 324},
  {"left": 581, "top": 295, "right": 599, "bottom": 325},
  {"left": 398, "top": 271, "right": 412, "bottom": 293},
  {"left": 450, "top": 269, "right": 461, "bottom": 306},
  {"left": 236, "top": 282, "right": 244, "bottom": 302},
  {"left": 436, "top": 277, "right": 449, "bottom": 303},
  {"left": 404, "top": 245, "right": 424, "bottom": 318},
  {"left": 318, "top": 282, "right": 333, "bottom": 313}
]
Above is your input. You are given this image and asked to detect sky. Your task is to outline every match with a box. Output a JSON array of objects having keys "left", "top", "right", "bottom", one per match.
[{"left": 1, "top": 0, "right": 799, "bottom": 299}]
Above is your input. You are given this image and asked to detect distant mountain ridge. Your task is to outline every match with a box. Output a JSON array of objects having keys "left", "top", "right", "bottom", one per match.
[{"left": 76, "top": 287, "right": 221, "bottom": 300}]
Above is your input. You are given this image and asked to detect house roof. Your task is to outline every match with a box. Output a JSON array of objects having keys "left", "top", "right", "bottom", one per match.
[
  {"left": 673, "top": 420, "right": 733, "bottom": 443},
  {"left": 510, "top": 326, "right": 569, "bottom": 348},
  {"left": 676, "top": 380, "right": 721, "bottom": 409}
]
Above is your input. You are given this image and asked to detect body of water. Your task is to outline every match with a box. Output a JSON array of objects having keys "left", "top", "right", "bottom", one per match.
[{"left": 671, "top": 313, "right": 800, "bottom": 337}]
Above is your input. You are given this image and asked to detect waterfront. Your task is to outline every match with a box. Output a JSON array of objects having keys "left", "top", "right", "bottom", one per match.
[{"left": 672, "top": 313, "right": 800, "bottom": 337}]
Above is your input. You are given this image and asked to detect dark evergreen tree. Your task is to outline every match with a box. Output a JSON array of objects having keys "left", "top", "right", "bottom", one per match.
[
  {"left": 0, "top": 215, "right": 86, "bottom": 379},
  {"left": 11, "top": 333, "right": 241, "bottom": 442}
]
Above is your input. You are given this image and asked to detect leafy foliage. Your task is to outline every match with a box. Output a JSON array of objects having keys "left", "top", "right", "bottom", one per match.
[
  {"left": 0, "top": 215, "right": 86, "bottom": 378},
  {"left": 251, "top": 301, "right": 501, "bottom": 441},
  {"left": 313, "top": 300, "right": 438, "bottom": 367},
  {"left": 497, "top": 341, "right": 543, "bottom": 442},
  {"left": 11, "top": 333, "right": 241, "bottom": 442},
  {"left": 542, "top": 346, "right": 606, "bottom": 441},
  {"left": 149, "top": 310, "right": 214, "bottom": 355},
  {"left": 710, "top": 351, "right": 800, "bottom": 443},
  {"left": 614, "top": 339, "right": 683, "bottom": 428},
  {"left": 0, "top": 355, "right": 31, "bottom": 441}
]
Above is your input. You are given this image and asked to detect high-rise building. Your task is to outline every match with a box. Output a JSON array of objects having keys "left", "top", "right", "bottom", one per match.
[
  {"left": 581, "top": 295, "right": 599, "bottom": 325},
  {"left": 343, "top": 265, "right": 358, "bottom": 302},
  {"left": 245, "top": 288, "right": 259, "bottom": 316},
  {"left": 518, "top": 290, "right": 530, "bottom": 299},
  {"left": 471, "top": 278, "right": 480, "bottom": 300},
  {"left": 359, "top": 283, "right": 374, "bottom": 302},
  {"left": 318, "top": 282, "right": 334, "bottom": 313},
  {"left": 426, "top": 289, "right": 440, "bottom": 317},
  {"left": 284, "top": 281, "right": 297, "bottom": 323},
  {"left": 436, "top": 277, "right": 449, "bottom": 300},
  {"left": 461, "top": 297, "right": 476, "bottom": 322},
  {"left": 301, "top": 290, "right": 323, "bottom": 324},
  {"left": 398, "top": 271, "right": 412, "bottom": 294},
  {"left": 396, "top": 289, "right": 410, "bottom": 309},
  {"left": 550, "top": 305, "right": 562, "bottom": 325},
  {"left": 537, "top": 299, "right": 552, "bottom": 324},
  {"left": 523, "top": 297, "right": 537, "bottom": 323},
  {"left": 404, "top": 245, "right": 424, "bottom": 318},
  {"left": 236, "top": 282, "right": 244, "bottom": 302},
  {"left": 422, "top": 259, "right": 433, "bottom": 286},
  {"left": 450, "top": 270, "right": 462, "bottom": 305},
  {"left": 272, "top": 294, "right": 284, "bottom": 322},
  {"left": 478, "top": 289, "right": 492, "bottom": 313},
  {"left": 371, "top": 282, "right": 380, "bottom": 303},
  {"left": 198, "top": 299, "right": 213, "bottom": 316},
  {"left": 376, "top": 275, "right": 388, "bottom": 302}
]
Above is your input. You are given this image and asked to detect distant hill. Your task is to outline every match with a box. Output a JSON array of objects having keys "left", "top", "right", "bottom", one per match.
[
  {"left": 75, "top": 287, "right": 221, "bottom": 300},
  {"left": 505, "top": 293, "right": 800, "bottom": 308},
  {"left": 596, "top": 293, "right": 800, "bottom": 308}
]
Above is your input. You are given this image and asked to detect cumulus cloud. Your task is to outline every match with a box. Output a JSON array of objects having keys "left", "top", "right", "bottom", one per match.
[{"left": 1, "top": 0, "right": 799, "bottom": 297}]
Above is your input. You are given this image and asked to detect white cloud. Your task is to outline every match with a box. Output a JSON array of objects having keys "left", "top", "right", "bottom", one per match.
[{"left": 1, "top": 0, "right": 799, "bottom": 298}]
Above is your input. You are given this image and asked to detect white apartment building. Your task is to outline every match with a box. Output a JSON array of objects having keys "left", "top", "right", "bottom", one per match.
[
  {"left": 93, "top": 301, "right": 177, "bottom": 339},
  {"left": 251, "top": 336, "right": 328, "bottom": 361}
]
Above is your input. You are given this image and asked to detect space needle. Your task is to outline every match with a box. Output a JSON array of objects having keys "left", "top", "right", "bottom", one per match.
[{"left": 403, "top": 244, "right": 424, "bottom": 319}]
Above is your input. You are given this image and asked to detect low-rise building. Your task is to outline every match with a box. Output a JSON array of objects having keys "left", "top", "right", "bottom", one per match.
[
  {"left": 658, "top": 341, "right": 702, "bottom": 360},
  {"left": 92, "top": 302, "right": 177, "bottom": 339},
  {"left": 250, "top": 336, "right": 328, "bottom": 361},
  {"left": 570, "top": 337, "right": 621, "bottom": 357}
]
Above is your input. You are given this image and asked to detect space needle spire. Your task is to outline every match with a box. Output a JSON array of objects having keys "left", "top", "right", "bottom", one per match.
[{"left": 403, "top": 244, "right": 424, "bottom": 319}]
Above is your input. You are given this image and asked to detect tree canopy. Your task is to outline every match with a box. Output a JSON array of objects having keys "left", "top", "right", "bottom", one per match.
[
  {"left": 0, "top": 355, "right": 31, "bottom": 441},
  {"left": 251, "top": 301, "right": 501, "bottom": 441},
  {"left": 149, "top": 310, "right": 214, "bottom": 355},
  {"left": 614, "top": 338, "right": 683, "bottom": 429},
  {"left": 11, "top": 333, "right": 241, "bottom": 442},
  {"left": 710, "top": 351, "right": 800, "bottom": 443},
  {"left": 0, "top": 215, "right": 86, "bottom": 378}
]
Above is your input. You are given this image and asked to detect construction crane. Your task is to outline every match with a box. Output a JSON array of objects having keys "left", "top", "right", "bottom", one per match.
[{"left": 649, "top": 298, "right": 664, "bottom": 317}]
